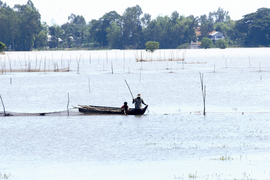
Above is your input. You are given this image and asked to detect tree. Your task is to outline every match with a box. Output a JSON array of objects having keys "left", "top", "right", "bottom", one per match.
[
  {"left": 142, "top": 14, "right": 196, "bottom": 49},
  {"left": 106, "top": 22, "right": 122, "bottom": 49},
  {"left": 122, "top": 5, "right": 143, "bottom": 48},
  {"left": 235, "top": 8, "right": 270, "bottom": 47},
  {"left": 199, "top": 14, "right": 214, "bottom": 40},
  {"left": 61, "top": 14, "right": 88, "bottom": 47},
  {"left": 89, "top": 11, "right": 121, "bottom": 47},
  {"left": 34, "top": 22, "right": 48, "bottom": 48},
  {"left": 141, "top": 13, "right": 151, "bottom": 27},
  {"left": 0, "top": 2, "right": 18, "bottom": 50},
  {"left": 201, "top": 37, "right": 213, "bottom": 49},
  {"left": 0, "top": 41, "right": 7, "bottom": 52},
  {"left": 210, "top": 7, "right": 230, "bottom": 23},
  {"left": 216, "top": 39, "right": 227, "bottom": 49},
  {"left": 145, "top": 41, "right": 159, "bottom": 52},
  {"left": 48, "top": 26, "right": 58, "bottom": 48},
  {"left": 13, "top": 0, "right": 42, "bottom": 51}
]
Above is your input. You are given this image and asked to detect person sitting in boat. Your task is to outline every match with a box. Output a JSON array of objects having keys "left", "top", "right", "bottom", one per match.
[
  {"left": 121, "top": 102, "right": 129, "bottom": 114},
  {"left": 132, "top": 94, "right": 147, "bottom": 114}
]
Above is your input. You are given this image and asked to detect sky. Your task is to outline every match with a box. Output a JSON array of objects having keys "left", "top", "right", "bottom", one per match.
[{"left": 5, "top": 0, "right": 270, "bottom": 26}]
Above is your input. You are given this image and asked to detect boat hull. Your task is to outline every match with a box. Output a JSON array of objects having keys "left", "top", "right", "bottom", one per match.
[{"left": 78, "top": 105, "right": 148, "bottom": 115}]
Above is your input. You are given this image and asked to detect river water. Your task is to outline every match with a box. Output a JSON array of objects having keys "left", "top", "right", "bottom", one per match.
[{"left": 0, "top": 48, "right": 270, "bottom": 179}]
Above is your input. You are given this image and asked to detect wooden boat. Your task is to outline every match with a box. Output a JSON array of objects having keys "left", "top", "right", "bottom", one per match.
[{"left": 78, "top": 105, "right": 148, "bottom": 115}]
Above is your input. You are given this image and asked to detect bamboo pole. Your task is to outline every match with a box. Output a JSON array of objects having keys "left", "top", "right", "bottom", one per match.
[
  {"left": 88, "top": 78, "right": 91, "bottom": 93},
  {"left": 35, "top": 54, "right": 37, "bottom": 70},
  {"left": 44, "top": 57, "right": 46, "bottom": 74},
  {"left": 0, "top": 95, "right": 6, "bottom": 116},
  {"left": 199, "top": 72, "right": 206, "bottom": 116},
  {"left": 8, "top": 55, "right": 12, "bottom": 72},
  {"left": 67, "top": 93, "right": 70, "bottom": 116},
  {"left": 111, "top": 61, "right": 113, "bottom": 74},
  {"left": 39, "top": 57, "right": 42, "bottom": 70},
  {"left": 89, "top": 53, "right": 91, "bottom": 64},
  {"left": 18, "top": 56, "right": 22, "bottom": 70}
]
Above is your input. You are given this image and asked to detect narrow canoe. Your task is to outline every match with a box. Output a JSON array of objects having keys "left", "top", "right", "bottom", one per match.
[{"left": 78, "top": 105, "right": 148, "bottom": 115}]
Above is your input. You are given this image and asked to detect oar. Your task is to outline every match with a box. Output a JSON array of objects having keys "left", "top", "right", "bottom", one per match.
[{"left": 124, "top": 79, "right": 134, "bottom": 100}]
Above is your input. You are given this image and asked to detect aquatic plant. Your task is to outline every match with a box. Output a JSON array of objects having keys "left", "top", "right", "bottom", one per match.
[
  {"left": 211, "top": 156, "right": 233, "bottom": 161},
  {"left": 0, "top": 172, "right": 11, "bottom": 179}
]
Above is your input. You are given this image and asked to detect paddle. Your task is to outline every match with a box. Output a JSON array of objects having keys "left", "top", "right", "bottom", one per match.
[{"left": 124, "top": 79, "right": 134, "bottom": 100}]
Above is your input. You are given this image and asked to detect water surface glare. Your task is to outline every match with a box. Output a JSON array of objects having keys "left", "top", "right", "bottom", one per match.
[{"left": 1, "top": 48, "right": 270, "bottom": 179}]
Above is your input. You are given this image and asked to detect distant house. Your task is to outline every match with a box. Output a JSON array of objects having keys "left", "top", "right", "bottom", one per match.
[
  {"left": 208, "top": 31, "right": 225, "bottom": 41},
  {"left": 195, "top": 27, "right": 201, "bottom": 37},
  {"left": 189, "top": 41, "right": 201, "bottom": 49}
]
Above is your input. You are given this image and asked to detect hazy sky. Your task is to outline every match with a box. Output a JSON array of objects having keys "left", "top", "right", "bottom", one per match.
[{"left": 5, "top": 0, "right": 270, "bottom": 26}]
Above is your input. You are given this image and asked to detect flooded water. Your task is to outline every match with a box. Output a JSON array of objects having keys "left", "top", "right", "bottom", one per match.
[{"left": 0, "top": 48, "right": 270, "bottom": 179}]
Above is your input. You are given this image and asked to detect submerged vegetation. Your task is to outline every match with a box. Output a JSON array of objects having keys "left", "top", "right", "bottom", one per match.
[{"left": 0, "top": 172, "right": 11, "bottom": 179}]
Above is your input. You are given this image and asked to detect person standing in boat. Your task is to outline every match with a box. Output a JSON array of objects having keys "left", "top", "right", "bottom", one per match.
[{"left": 133, "top": 94, "right": 147, "bottom": 114}]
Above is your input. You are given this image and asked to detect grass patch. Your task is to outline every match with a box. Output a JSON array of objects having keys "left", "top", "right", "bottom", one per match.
[{"left": 211, "top": 156, "right": 233, "bottom": 161}]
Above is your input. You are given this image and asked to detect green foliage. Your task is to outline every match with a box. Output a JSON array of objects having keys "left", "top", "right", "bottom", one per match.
[
  {"left": 209, "top": 7, "right": 230, "bottom": 23},
  {"left": 200, "top": 37, "right": 213, "bottom": 49},
  {"left": 0, "top": 0, "right": 42, "bottom": 51},
  {"left": 198, "top": 14, "right": 214, "bottom": 40},
  {"left": 143, "top": 14, "right": 197, "bottom": 49},
  {"left": 1, "top": 2, "right": 269, "bottom": 50},
  {"left": 235, "top": 8, "right": 270, "bottom": 47},
  {"left": 0, "top": 41, "right": 7, "bottom": 52},
  {"left": 199, "top": 7, "right": 232, "bottom": 41},
  {"left": 145, "top": 41, "right": 159, "bottom": 52},
  {"left": 177, "top": 43, "right": 189, "bottom": 49},
  {"left": 34, "top": 22, "right": 48, "bottom": 48},
  {"left": 216, "top": 39, "right": 227, "bottom": 49},
  {"left": 106, "top": 22, "right": 122, "bottom": 49},
  {"left": 122, "top": 5, "right": 143, "bottom": 49},
  {"left": 89, "top": 11, "right": 121, "bottom": 48}
]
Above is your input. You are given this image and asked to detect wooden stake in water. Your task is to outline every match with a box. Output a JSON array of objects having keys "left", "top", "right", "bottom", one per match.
[
  {"left": 67, "top": 93, "right": 70, "bottom": 116},
  {"left": 88, "top": 78, "right": 91, "bottom": 93},
  {"left": 44, "top": 57, "right": 46, "bottom": 74},
  {"left": 182, "top": 61, "right": 184, "bottom": 69},
  {"left": 111, "top": 61, "right": 114, "bottom": 74},
  {"left": 76, "top": 55, "right": 81, "bottom": 74},
  {"left": 139, "top": 67, "right": 142, "bottom": 82},
  {"left": 0, "top": 95, "right": 6, "bottom": 116},
  {"left": 61, "top": 54, "right": 63, "bottom": 68},
  {"left": 199, "top": 72, "right": 206, "bottom": 116},
  {"left": 89, "top": 53, "right": 91, "bottom": 64},
  {"left": 18, "top": 56, "right": 22, "bottom": 70}
]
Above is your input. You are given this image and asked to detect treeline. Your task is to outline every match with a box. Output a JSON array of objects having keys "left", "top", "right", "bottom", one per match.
[{"left": 0, "top": 0, "right": 270, "bottom": 51}]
